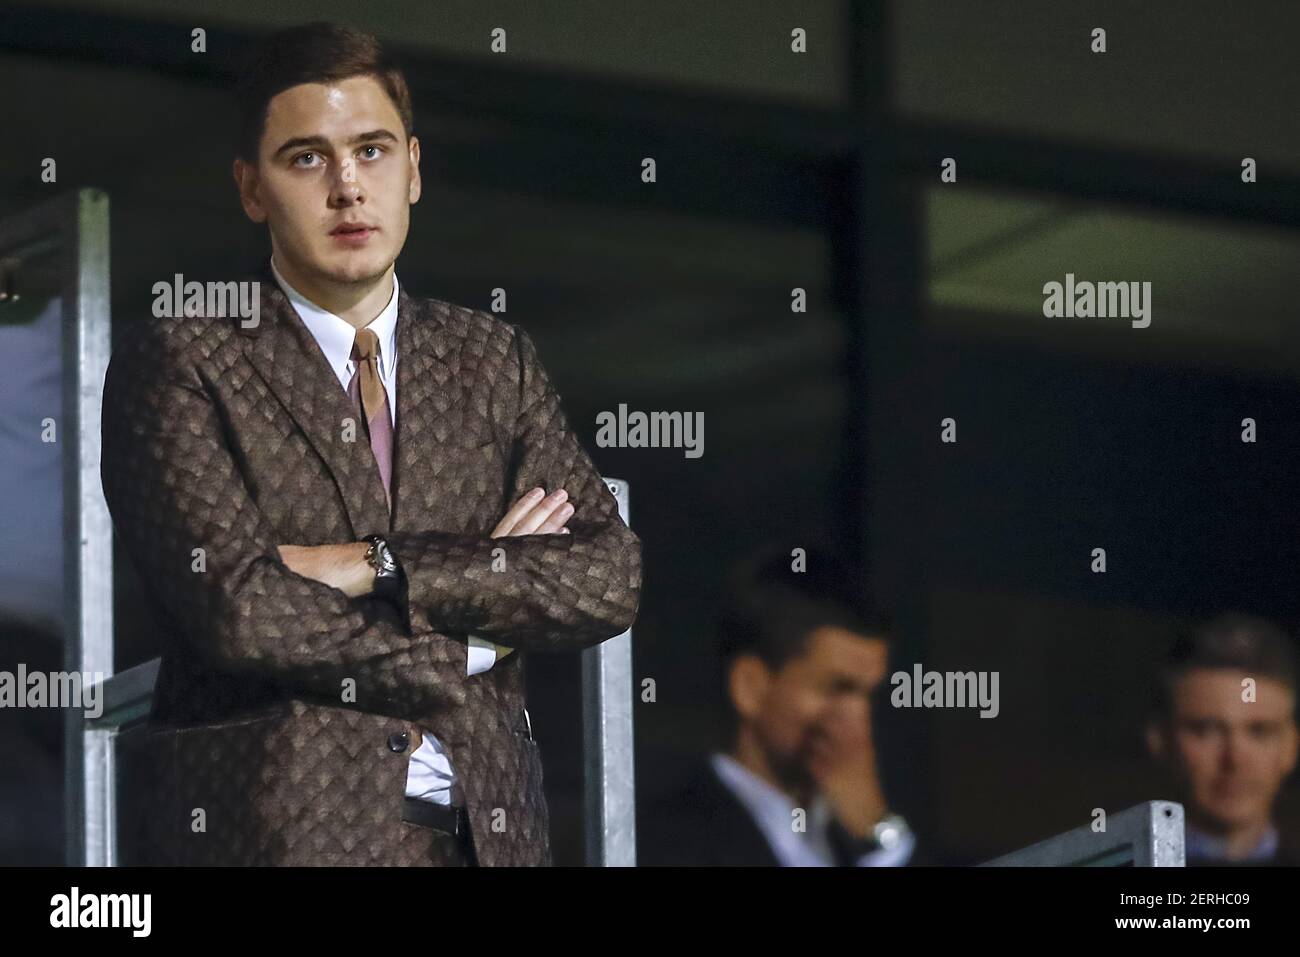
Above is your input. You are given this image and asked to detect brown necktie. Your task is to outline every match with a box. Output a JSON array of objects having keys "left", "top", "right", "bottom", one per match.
[{"left": 347, "top": 328, "right": 394, "bottom": 510}]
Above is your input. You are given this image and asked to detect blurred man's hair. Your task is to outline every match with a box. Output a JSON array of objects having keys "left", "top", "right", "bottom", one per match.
[
  {"left": 234, "top": 22, "right": 414, "bottom": 164},
  {"left": 716, "top": 544, "right": 891, "bottom": 673},
  {"left": 1151, "top": 613, "right": 1298, "bottom": 718}
]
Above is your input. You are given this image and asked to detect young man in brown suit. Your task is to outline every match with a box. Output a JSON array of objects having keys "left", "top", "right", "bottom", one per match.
[{"left": 100, "top": 22, "right": 641, "bottom": 866}]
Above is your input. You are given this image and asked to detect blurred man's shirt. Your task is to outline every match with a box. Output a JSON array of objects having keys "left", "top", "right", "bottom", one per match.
[
  {"left": 1185, "top": 823, "right": 1280, "bottom": 865},
  {"left": 710, "top": 752, "right": 914, "bottom": 867}
]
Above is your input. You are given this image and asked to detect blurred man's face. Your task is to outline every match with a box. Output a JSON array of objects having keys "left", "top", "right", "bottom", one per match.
[
  {"left": 233, "top": 74, "right": 420, "bottom": 289},
  {"left": 732, "top": 626, "right": 889, "bottom": 791},
  {"left": 1150, "top": 669, "right": 1298, "bottom": 832}
]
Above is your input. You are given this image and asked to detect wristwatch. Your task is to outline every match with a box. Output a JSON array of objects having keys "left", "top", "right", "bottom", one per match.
[
  {"left": 828, "top": 811, "right": 913, "bottom": 863},
  {"left": 870, "top": 813, "right": 912, "bottom": 851},
  {"left": 361, "top": 534, "right": 403, "bottom": 602}
]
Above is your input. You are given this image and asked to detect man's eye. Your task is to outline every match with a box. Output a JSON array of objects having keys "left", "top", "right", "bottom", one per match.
[
  {"left": 294, "top": 152, "right": 323, "bottom": 168},
  {"left": 359, "top": 145, "right": 385, "bottom": 160}
]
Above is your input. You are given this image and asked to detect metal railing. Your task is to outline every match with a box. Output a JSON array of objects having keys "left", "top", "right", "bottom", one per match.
[{"left": 980, "top": 801, "right": 1185, "bottom": 867}]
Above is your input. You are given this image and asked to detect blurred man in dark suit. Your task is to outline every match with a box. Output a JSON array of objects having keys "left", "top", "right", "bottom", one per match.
[
  {"left": 640, "top": 546, "right": 914, "bottom": 866},
  {"left": 1145, "top": 613, "right": 1300, "bottom": 865}
]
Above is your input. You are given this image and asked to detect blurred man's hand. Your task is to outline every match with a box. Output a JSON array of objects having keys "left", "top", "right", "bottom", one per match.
[{"left": 807, "top": 699, "right": 889, "bottom": 839}]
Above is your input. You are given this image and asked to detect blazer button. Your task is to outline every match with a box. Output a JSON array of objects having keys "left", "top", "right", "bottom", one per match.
[{"left": 387, "top": 731, "right": 410, "bottom": 753}]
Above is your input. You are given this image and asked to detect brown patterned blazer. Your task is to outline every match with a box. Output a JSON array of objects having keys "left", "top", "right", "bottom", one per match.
[{"left": 100, "top": 260, "right": 642, "bottom": 866}]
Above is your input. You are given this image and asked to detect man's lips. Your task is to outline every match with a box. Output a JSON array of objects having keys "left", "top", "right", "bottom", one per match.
[{"left": 330, "top": 224, "right": 379, "bottom": 246}]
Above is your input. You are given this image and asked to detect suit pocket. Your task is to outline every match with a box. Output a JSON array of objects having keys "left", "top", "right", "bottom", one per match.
[
  {"left": 160, "top": 709, "right": 287, "bottom": 734},
  {"left": 144, "top": 712, "right": 287, "bottom": 863}
]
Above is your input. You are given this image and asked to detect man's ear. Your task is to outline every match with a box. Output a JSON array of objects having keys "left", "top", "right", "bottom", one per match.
[
  {"left": 233, "top": 157, "right": 267, "bottom": 223},
  {"left": 863, "top": 637, "right": 889, "bottom": 691},
  {"left": 728, "top": 655, "right": 769, "bottom": 723},
  {"left": 407, "top": 135, "right": 422, "bottom": 205}
]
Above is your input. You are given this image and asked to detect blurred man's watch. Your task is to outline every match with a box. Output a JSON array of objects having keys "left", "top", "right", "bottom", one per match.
[
  {"left": 828, "top": 811, "right": 913, "bottom": 863},
  {"left": 870, "top": 813, "right": 912, "bottom": 851},
  {"left": 362, "top": 534, "right": 402, "bottom": 602}
]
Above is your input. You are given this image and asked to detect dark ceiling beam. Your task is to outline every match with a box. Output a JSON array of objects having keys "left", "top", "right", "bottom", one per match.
[
  {"left": 0, "top": 5, "right": 247, "bottom": 84},
  {"left": 7, "top": 4, "right": 1300, "bottom": 230},
  {"left": 888, "top": 120, "right": 1300, "bottom": 229},
  {"left": 430, "top": 130, "right": 833, "bottom": 228}
]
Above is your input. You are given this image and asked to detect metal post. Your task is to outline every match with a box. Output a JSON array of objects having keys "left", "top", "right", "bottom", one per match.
[
  {"left": 64, "top": 189, "right": 114, "bottom": 866},
  {"left": 0, "top": 189, "right": 114, "bottom": 865},
  {"left": 582, "top": 479, "right": 636, "bottom": 866}
]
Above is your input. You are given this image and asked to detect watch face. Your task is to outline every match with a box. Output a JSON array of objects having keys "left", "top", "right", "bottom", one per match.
[
  {"left": 372, "top": 540, "right": 398, "bottom": 576},
  {"left": 876, "top": 824, "right": 901, "bottom": 850},
  {"left": 874, "top": 815, "right": 909, "bottom": 850}
]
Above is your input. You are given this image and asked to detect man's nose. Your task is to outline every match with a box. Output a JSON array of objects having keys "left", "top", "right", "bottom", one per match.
[
  {"left": 330, "top": 160, "right": 364, "bottom": 202},
  {"left": 1220, "top": 731, "right": 1246, "bottom": 770}
]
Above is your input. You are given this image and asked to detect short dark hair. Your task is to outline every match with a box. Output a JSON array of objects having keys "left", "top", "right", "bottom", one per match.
[
  {"left": 1151, "top": 613, "right": 1298, "bottom": 716},
  {"left": 716, "top": 544, "right": 890, "bottom": 673},
  {"left": 234, "top": 22, "right": 415, "bottom": 164}
]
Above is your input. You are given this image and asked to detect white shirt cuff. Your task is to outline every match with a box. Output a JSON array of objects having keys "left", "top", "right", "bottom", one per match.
[{"left": 467, "top": 635, "right": 497, "bottom": 676}]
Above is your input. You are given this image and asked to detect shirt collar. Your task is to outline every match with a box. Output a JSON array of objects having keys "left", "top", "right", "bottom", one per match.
[
  {"left": 709, "top": 753, "right": 833, "bottom": 837},
  {"left": 269, "top": 256, "right": 399, "bottom": 387},
  {"left": 1185, "top": 822, "right": 1279, "bottom": 863}
]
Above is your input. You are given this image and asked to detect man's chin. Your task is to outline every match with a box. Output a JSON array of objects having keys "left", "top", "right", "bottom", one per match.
[
  {"left": 771, "top": 750, "right": 819, "bottom": 793},
  {"left": 314, "top": 253, "right": 391, "bottom": 285},
  {"left": 1198, "top": 798, "right": 1267, "bottom": 832}
]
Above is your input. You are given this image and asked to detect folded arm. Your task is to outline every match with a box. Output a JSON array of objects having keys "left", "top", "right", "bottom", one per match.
[
  {"left": 100, "top": 325, "right": 469, "bottom": 717},
  {"left": 384, "top": 325, "right": 643, "bottom": 654}
]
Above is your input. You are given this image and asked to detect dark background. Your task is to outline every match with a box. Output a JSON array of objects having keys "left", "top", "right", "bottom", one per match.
[{"left": 3, "top": 0, "right": 1300, "bottom": 865}]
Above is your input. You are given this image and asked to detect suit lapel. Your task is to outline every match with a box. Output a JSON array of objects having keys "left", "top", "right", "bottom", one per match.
[
  {"left": 391, "top": 288, "right": 456, "bottom": 533},
  {"left": 239, "top": 261, "right": 391, "bottom": 539},
  {"left": 698, "top": 760, "right": 785, "bottom": 866}
]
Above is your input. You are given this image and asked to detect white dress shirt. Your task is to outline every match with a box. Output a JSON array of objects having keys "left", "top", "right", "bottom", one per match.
[
  {"left": 709, "top": 752, "right": 915, "bottom": 867},
  {"left": 270, "top": 257, "right": 495, "bottom": 807}
]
